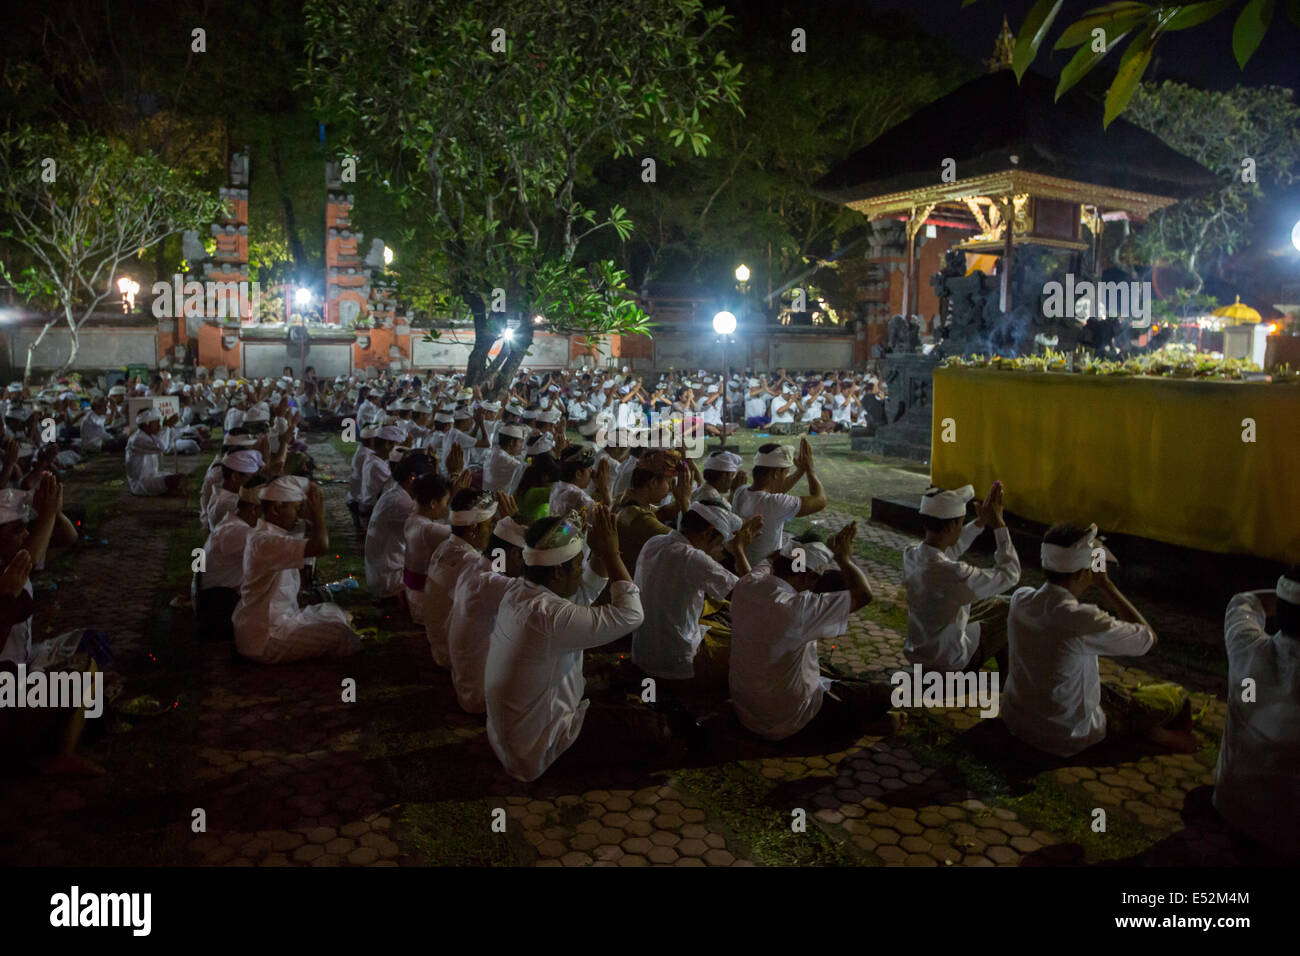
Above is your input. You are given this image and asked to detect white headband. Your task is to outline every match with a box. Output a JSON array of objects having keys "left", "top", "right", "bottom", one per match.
[
  {"left": 688, "top": 501, "right": 742, "bottom": 540},
  {"left": 754, "top": 446, "right": 794, "bottom": 468},
  {"left": 1041, "top": 524, "right": 1115, "bottom": 573},
  {"left": 523, "top": 537, "right": 584, "bottom": 567},
  {"left": 493, "top": 516, "right": 528, "bottom": 548},
  {"left": 703, "top": 451, "right": 742, "bottom": 473},
  {"left": 449, "top": 502, "right": 498, "bottom": 526},
  {"left": 918, "top": 485, "right": 974, "bottom": 520},
  {"left": 1278, "top": 575, "right": 1300, "bottom": 605}
]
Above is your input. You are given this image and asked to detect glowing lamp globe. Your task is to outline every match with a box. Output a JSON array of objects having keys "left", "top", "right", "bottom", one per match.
[
  {"left": 713, "top": 311, "right": 737, "bottom": 335},
  {"left": 734, "top": 264, "right": 750, "bottom": 283},
  {"left": 1292, "top": 219, "right": 1300, "bottom": 253},
  {"left": 294, "top": 287, "right": 313, "bottom": 307}
]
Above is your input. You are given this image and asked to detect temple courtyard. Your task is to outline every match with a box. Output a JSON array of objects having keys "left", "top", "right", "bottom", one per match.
[{"left": 0, "top": 430, "right": 1284, "bottom": 868}]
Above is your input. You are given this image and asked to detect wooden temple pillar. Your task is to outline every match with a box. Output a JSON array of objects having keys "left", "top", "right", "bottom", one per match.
[
  {"left": 998, "top": 196, "right": 1014, "bottom": 313},
  {"left": 900, "top": 203, "right": 936, "bottom": 320}
]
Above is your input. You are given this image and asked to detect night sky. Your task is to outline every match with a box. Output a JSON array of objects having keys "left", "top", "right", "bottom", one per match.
[{"left": 860, "top": 0, "right": 1300, "bottom": 91}]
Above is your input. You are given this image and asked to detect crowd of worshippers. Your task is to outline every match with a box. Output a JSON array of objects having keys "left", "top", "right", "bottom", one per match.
[{"left": 2, "top": 365, "right": 1295, "bottom": 860}]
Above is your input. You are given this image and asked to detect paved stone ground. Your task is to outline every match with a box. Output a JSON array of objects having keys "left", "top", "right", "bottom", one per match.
[{"left": 0, "top": 429, "right": 1284, "bottom": 867}]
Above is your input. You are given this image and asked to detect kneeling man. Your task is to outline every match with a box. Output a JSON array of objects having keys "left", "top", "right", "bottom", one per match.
[
  {"left": 233, "top": 476, "right": 363, "bottom": 663},
  {"left": 1001, "top": 523, "right": 1196, "bottom": 757}
]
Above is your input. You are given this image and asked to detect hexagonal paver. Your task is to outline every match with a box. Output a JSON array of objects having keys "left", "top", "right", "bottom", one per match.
[{"left": 647, "top": 846, "right": 678, "bottom": 864}]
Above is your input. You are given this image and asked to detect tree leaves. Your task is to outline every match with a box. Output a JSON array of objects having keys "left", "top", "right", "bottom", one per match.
[
  {"left": 1053, "top": 3, "right": 1150, "bottom": 50},
  {"left": 1232, "top": 0, "right": 1276, "bottom": 68},
  {"left": 1012, "top": 0, "right": 1066, "bottom": 79},
  {"left": 1104, "top": 21, "right": 1160, "bottom": 126}
]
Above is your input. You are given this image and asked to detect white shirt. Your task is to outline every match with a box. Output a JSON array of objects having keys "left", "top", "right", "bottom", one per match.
[
  {"left": 483, "top": 446, "right": 525, "bottom": 495},
  {"left": 364, "top": 483, "right": 414, "bottom": 597},
  {"left": 359, "top": 454, "right": 392, "bottom": 512},
  {"left": 769, "top": 395, "right": 798, "bottom": 423},
  {"left": 347, "top": 444, "right": 374, "bottom": 505},
  {"left": 549, "top": 481, "right": 593, "bottom": 518},
  {"left": 233, "top": 520, "right": 308, "bottom": 659},
  {"left": 902, "top": 523, "right": 1020, "bottom": 670},
  {"left": 612, "top": 457, "right": 639, "bottom": 501},
  {"left": 423, "top": 535, "right": 481, "bottom": 668},
  {"left": 204, "top": 487, "right": 239, "bottom": 534},
  {"left": 201, "top": 513, "right": 254, "bottom": 590},
  {"left": 485, "top": 577, "right": 641, "bottom": 781},
  {"left": 403, "top": 514, "right": 449, "bottom": 626},
  {"left": 0, "top": 581, "right": 35, "bottom": 666},
  {"left": 733, "top": 486, "right": 801, "bottom": 565},
  {"left": 729, "top": 562, "right": 849, "bottom": 740},
  {"left": 80, "top": 411, "right": 111, "bottom": 452},
  {"left": 744, "top": 392, "right": 769, "bottom": 420},
  {"left": 1001, "top": 583, "right": 1155, "bottom": 757},
  {"left": 1213, "top": 592, "right": 1300, "bottom": 856},
  {"left": 831, "top": 394, "right": 852, "bottom": 425},
  {"left": 449, "top": 559, "right": 515, "bottom": 713},
  {"left": 125, "top": 427, "right": 174, "bottom": 495},
  {"left": 800, "top": 395, "right": 824, "bottom": 422},
  {"left": 631, "top": 530, "right": 737, "bottom": 679}
]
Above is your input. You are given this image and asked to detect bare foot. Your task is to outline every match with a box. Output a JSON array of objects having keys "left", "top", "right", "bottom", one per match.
[
  {"left": 863, "top": 711, "right": 908, "bottom": 736},
  {"left": 1146, "top": 727, "right": 1198, "bottom": 754},
  {"left": 37, "top": 754, "right": 106, "bottom": 776},
  {"left": 1170, "top": 698, "right": 1194, "bottom": 732}
]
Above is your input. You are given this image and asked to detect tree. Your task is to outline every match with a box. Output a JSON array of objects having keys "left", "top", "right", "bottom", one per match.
[
  {"left": 1121, "top": 81, "right": 1300, "bottom": 292},
  {"left": 606, "top": 6, "right": 971, "bottom": 318},
  {"left": 965, "top": 0, "right": 1300, "bottom": 125},
  {"left": 303, "top": 0, "right": 743, "bottom": 397},
  {"left": 0, "top": 128, "right": 222, "bottom": 380}
]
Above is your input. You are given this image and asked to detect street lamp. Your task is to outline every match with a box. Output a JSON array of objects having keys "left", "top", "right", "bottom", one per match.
[
  {"left": 1291, "top": 219, "right": 1300, "bottom": 253},
  {"left": 713, "top": 310, "right": 737, "bottom": 449},
  {"left": 734, "top": 264, "right": 750, "bottom": 284},
  {"left": 294, "top": 287, "right": 313, "bottom": 308},
  {"left": 117, "top": 276, "right": 139, "bottom": 313}
]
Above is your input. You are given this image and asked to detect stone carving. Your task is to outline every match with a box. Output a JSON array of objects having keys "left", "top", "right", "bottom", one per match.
[
  {"left": 229, "top": 149, "right": 250, "bottom": 186},
  {"left": 363, "top": 238, "right": 387, "bottom": 269},
  {"left": 182, "top": 230, "right": 210, "bottom": 266},
  {"left": 338, "top": 299, "right": 362, "bottom": 326},
  {"left": 886, "top": 314, "right": 921, "bottom": 353}
]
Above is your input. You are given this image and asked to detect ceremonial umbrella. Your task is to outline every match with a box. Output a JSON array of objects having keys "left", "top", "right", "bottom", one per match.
[{"left": 1212, "top": 295, "right": 1262, "bottom": 324}]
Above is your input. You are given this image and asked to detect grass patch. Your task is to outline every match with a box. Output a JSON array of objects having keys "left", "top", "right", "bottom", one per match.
[
  {"left": 401, "top": 799, "right": 534, "bottom": 866},
  {"left": 901, "top": 711, "right": 1154, "bottom": 861},
  {"left": 673, "top": 763, "right": 864, "bottom": 866},
  {"left": 860, "top": 600, "right": 908, "bottom": 634}
]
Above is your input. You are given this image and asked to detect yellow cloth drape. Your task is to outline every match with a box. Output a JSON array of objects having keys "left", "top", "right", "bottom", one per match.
[{"left": 930, "top": 368, "right": 1300, "bottom": 563}]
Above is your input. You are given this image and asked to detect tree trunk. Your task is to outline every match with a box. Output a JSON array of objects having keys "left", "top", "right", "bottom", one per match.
[
  {"left": 485, "top": 319, "right": 535, "bottom": 401},
  {"left": 57, "top": 306, "right": 81, "bottom": 377},
  {"left": 24, "top": 315, "right": 60, "bottom": 387},
  {"left": 461, "top": 291, "right": 494, "bottom": 388}
]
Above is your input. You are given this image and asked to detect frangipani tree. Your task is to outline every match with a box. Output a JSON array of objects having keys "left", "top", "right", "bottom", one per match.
[
  {"left": 304, "top": 0, "right": 743, "bottom": 398},
  {"left": 0, "top": 127, "right": 221, "bottom": 381}
]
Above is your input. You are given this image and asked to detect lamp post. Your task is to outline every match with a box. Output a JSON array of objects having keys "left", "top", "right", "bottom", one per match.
[
  {"left": 117, "top": 276, "right": 139, "bottom": 313},
  {"left": 712, "top": 309, "right": 737, "bottom": 450},
  {"left": 293, "top": 287, "right": 313, "bottom": 381}
]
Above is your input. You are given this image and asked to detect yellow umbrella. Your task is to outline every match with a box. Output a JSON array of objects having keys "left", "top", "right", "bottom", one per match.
[{"left": 1212, "top": 295, "right": 1261, "bottom": 324}]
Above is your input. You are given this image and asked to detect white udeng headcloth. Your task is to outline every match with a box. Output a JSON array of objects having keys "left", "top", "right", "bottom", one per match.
[
  {"left": 1277, "top": 574, "right": 1300, "bottom": 605},
  {"left": 754, "top": 445, "right": 794, "bottom": 468},
  {"left": 1041, "top": 524, "right": 1115, "bottom": 573}
]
